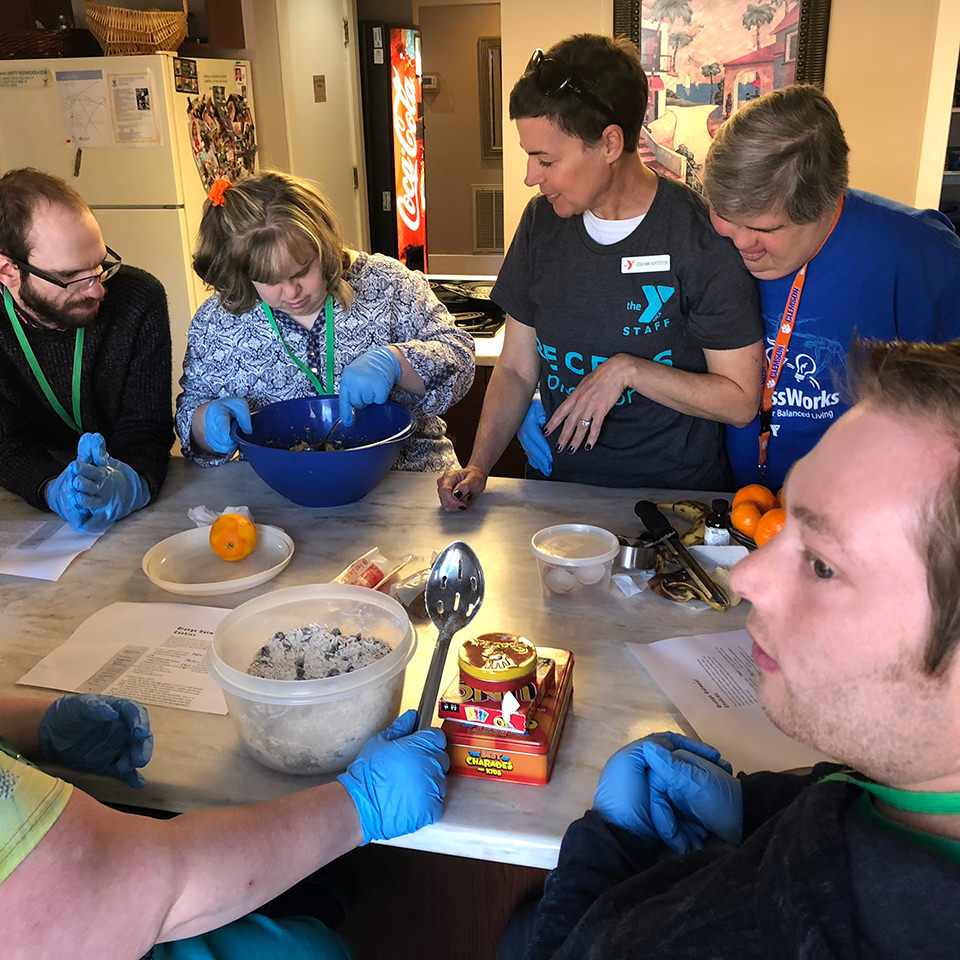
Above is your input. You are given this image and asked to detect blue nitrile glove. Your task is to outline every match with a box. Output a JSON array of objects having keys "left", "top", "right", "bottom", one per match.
[
  {"left": 70, "top": 432, "right": 150, "bottom": 533},
  {"left": 39, "top": 693, "right": 154, "bottom": 788},
  {"left": 338, "top": 345, "right": 402, "bottom": 427},
  {"left": 518, "top": 391, "right": 553, "bottom": 476},
  {"left": 643, "top": 739, "right": 743, "bottom": 853},
  {"left": 336, "top": 708, "right": 449, "bottom": 844},
  {"left": 203, "top": 397, "right": 252, "bottom": 454},
  {"left": 45, "top": 460, "right": 93, "bottom": 531},
  {"left": 592, "top": 731, "right": 726, "bottom": 844}
]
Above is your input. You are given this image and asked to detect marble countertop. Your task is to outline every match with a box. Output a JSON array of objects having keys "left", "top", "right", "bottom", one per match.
[
  {"left": 474, "top": 326, "right": 503, "bottom": 366},
  {"left": 0, "top": 460, "right": 747, "bottom": 869}
]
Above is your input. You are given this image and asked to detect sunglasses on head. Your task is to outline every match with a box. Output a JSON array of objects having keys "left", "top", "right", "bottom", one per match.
[{"left": 525, "top": 49, "right": 616, "bottom": 121}]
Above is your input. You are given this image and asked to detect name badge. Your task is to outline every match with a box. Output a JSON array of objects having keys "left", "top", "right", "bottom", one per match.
[{"left": 622, "top": 254, "right": 671, "bottom": 274}]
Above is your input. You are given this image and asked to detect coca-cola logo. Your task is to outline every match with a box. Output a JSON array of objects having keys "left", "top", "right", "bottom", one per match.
[{"left": 392, "top": 66, "right": 422, "bottom": 233}]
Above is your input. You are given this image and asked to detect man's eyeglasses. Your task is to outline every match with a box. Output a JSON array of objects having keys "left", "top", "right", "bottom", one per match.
[
  {"left": 6, "top": 246, "right": 122, "bottom": 290},
  {"left": 525, "top": 49, "right": 616, "bottom": 121}
]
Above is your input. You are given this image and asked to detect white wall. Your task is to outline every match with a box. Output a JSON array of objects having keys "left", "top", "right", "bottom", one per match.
[
  {"left": 824, "top": 0, "right": 960, "bottom": 208},
  {"left": 239, "top": 0, "right": 290, "bottom": 173},
  {"left": 499, "top": 0, "right": 613, "bottom": 243},
  {"left": 273, "top": 0, "right": 368, "bottom": 248}
]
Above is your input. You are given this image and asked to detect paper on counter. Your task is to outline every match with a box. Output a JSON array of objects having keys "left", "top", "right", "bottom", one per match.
[
  {"left": 18, "top": 602, "right": 229, "bottom": 715},
  {"left": 629, "top": 629, "right": 830, "bottom": 774},
  {"left": 687, "top": 544, "right": 749, "bottom": 568},
  {"left": 0, "top": 519, "right": 101, "bottom": 581}
]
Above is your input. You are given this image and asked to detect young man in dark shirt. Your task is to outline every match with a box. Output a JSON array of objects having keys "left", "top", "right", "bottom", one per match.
[
  {"left": 506, "top": 338, "right": 960, "bottom": 960},
  {"left": 0, "top": 168, "right": 172, "bottom": 532}
]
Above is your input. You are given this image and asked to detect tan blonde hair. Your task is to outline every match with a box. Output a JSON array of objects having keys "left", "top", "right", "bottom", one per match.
[
  {"left": 193, "top": 171, "right": 353, "bottom": 313},
  {"left": 849, "top": 338, "right": 960, "bottom": 676}
]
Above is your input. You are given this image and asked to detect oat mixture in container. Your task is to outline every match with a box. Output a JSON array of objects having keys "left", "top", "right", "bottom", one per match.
[{"left": 247, "top": 623, "right": 392, "bottom": 680}]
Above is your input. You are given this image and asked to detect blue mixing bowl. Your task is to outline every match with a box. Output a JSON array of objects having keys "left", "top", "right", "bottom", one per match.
[{"left": 236, "top": 395, "right": 415, "bottom": 507}]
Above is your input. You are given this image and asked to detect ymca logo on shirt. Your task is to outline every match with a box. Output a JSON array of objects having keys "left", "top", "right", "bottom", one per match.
[{"left": 622, "top": 285, "right": 676, "bottom": 335}]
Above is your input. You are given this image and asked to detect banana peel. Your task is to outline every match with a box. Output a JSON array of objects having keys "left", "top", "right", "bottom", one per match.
[
  {"left": 647, "top": 501, "right": 741, "bottom": 611},
  {"left": 656, "top": 500, "right": 709, "bottom": 547},
  {"left": 649, "top": 566, "right": 740, "bottom": 611}
]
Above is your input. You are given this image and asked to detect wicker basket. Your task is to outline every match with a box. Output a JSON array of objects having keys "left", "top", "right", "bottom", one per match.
[
  {"left": 85, "top": 0, "right": 188, "bottom": 56},
  {"left": 0, "top": 28, "right": 100, "bottom": 59}
]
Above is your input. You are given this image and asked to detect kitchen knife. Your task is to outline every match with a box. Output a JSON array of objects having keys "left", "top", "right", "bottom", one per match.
[{"left": 634, "top": 499, "right": 730, "bottom": 609}]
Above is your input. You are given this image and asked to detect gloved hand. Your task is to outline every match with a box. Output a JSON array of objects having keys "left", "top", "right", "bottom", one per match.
[
  {"left": 338, "top": 345, "right": 402, "bottom": 427},
  {"left": 39, "top": 693, "right": 154, "bottom": 788},
  {"left": 592, "top": 731, "right": 724, "bottom": 843},
  {"left": 336, "top": 709, "right": 449, "bottom": 844},
  {"left": 643, "top": 739, "right": 743, "bottom": 853},
  {"left": 518, "top": 391, "right": 553, "bottom": 476},
  {"left": 68, "top": 432, "right": 150, "bottom": 533},
  {"left": 203, "top": 397, "right": 252, "bottom": 455},
  {"left": 45, "top": 460, "right": 93, "bottom": 531}
]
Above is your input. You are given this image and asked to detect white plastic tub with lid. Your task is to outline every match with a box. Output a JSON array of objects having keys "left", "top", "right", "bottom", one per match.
[
  {"left": 531, "top": 523, "right": 619, "bottom": 600},
  {"left": 208, "top": 583, "right": 416, "bottom": 774}
]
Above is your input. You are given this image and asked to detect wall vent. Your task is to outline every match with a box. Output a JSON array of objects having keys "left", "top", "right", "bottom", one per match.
[{"left": 472, "top": 184, "right": 504, "bottom": 253}]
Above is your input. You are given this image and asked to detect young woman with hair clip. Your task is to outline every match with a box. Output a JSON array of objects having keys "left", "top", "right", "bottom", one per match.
[{"left": 175, "top": 171, "right": 474, "bottom": 472}]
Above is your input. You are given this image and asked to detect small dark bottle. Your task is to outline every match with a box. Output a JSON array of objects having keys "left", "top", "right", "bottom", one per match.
[{"left": 704, "top": 498, "right": 731, "bottom": 545}]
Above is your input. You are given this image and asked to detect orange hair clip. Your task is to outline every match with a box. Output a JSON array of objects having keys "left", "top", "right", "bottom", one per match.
[{"left": 208, "top": 178, "right": 231, "bottom": 207}]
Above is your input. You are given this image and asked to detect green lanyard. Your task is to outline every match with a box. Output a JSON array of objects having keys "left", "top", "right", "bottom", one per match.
[
  {"left": 261, "top": 294, "right": 335, "bottom": 395},
  {"left": 823, "top": 771, "right": 960, "bottom": 815},
  {"left": 3, "top": 285, "right": 83, "bottom": 434}
]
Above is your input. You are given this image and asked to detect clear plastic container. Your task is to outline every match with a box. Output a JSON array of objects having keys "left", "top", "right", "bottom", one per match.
[
  {"left": 531, "top": 524, "right": 619, "bottom": 600},
  {"left": 208, "top": 583, "right": 416, "bottom": 774}
]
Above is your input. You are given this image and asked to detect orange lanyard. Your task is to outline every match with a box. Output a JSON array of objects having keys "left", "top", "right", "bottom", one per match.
[{"left": 758, "top": 197, "right": 844, "bottom": 472}]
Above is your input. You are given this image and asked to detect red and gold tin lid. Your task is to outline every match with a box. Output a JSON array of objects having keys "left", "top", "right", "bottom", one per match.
[{"left": 458, "top": 634, "right": 537, "bottom": 690}]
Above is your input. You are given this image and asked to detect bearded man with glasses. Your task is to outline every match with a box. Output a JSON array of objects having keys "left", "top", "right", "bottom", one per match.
[
  {"left": 439, "top": 34, "right": 763, "bottom": 511},
  {"left": 0, "top": 167, "right": 172, "bottom": 532}
]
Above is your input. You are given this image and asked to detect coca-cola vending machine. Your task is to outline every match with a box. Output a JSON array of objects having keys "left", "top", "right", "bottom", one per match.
[{"left": 359, "top": 23, "right": 427, "bottom": 272}]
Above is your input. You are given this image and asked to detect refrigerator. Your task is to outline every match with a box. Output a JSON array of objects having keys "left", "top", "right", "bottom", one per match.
[
  {"left": 0, "top": 52, "right": 257, "bottom": 393},
  {"left": 358, "top": 23, "right": 427, "bottom": 272}
]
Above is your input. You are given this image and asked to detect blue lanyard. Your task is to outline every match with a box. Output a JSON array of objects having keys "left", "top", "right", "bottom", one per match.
[{"left": 261, "top": 294, "right": 335, "bottom": 394}]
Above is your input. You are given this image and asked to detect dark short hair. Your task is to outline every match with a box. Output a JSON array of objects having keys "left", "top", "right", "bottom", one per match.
[
  {"left": 509, "top": 34, "right": 648, "bottom": 152},
  {"left": 193, "top": 171, "right": 352, "bottom": 314},
  {"left": 0, "top": 168, "right": 90, "bottom": 264},
  {"left": 848, "top": 337, "right": 960, "bottom": 676},
  {"left": 703, "top": 85, "right": 849, "bottom": 224}
]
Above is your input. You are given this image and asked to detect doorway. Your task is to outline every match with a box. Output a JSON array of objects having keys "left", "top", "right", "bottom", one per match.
[{"left": 419, "top": 2, "right": 503, "bottom": 276}]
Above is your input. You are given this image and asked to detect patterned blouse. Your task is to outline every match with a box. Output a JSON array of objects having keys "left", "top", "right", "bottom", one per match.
[{"left": 175, "top": 251, "right": 476, "bottom": 472}]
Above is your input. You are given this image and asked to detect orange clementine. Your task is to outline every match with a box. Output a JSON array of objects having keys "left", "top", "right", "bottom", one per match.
[
  {"left": 732, "top": 483, "right": 777, "bottom": 513},
  {"left": 754, "top": 507, "right": 787, "bottom": 547},
  {"left": 730, "top": 501, "right": 763, "bottom": 538},
  {"left": 775, "top": 486, "right": 785, "bottom": 509},
  {"left": 209, "top": 513, "right": 257, "bottom": 562}
]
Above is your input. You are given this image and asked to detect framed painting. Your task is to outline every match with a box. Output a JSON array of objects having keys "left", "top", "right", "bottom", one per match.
[
  {"left": 478, "top": 37, "right": 503, "bottom": 160},
  {"left": 612, "top": 0, "right": 832, "bottom": 189}
]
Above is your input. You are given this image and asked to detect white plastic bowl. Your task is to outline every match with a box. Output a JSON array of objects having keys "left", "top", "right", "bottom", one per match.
[
  {"left": 208, "top": 583, "right": 416, "bottom": 774},
  {"left": 531, "top": 523, "right": 619, "bottom": 600}
]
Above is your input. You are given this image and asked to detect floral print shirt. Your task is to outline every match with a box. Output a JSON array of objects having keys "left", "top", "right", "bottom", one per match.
[{"left": 176, "top": 251, "right": 475, "bottom": 472}]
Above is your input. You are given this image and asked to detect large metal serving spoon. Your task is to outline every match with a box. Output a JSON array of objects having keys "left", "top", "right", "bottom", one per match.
[{"left": 415, "top": 541, "right": 485, "bottom": 730}]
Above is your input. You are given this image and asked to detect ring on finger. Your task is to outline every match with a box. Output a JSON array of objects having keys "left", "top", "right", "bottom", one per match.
[{"left": 579, "top": 418, "right": 593, "bottom": 427}]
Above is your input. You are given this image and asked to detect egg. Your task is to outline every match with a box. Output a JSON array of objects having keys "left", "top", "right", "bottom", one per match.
[
  {"left": 543, "top": 565, "right": 577, "bottom": 594},
  {"left": 574, "top": 563, "right": 607, "bottom": 585}
]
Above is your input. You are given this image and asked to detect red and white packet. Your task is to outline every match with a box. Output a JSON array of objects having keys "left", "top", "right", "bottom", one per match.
[{"left": 332, "top": 547, "right": 412, "bottom": 592}]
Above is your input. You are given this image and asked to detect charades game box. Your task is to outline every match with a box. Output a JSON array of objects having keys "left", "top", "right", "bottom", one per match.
[{"left": 440, "top": 647, "right": 574, "bottom": 786}]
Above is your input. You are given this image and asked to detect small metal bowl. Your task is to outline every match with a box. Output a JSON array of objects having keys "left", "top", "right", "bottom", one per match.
[{"left": 616, "top": 534, "right": 657, "bottom": 571}]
